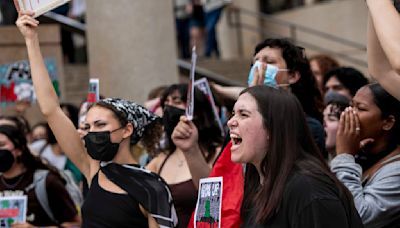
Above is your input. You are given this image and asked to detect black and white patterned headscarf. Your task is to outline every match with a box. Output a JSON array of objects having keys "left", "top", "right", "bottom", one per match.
[{"left": 98, "top": 98, "right": 160, "bottom": 144}]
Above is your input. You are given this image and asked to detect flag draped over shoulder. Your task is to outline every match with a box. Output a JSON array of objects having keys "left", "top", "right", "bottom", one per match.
[
  {"left": 188, "top": 142, "right": 244, "bottom": 228},
  {"left": 101, "top": 162, "right": 178, "bottom": 228}
]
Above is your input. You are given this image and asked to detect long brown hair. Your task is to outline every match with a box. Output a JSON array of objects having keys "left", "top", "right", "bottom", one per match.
[{"left": 240, "top": 86, "right": 353, "bottom": 224}]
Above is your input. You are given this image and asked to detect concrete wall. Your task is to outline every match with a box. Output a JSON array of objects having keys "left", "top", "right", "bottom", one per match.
[
  {"left": 273, "top": 0, "right": 368, "bottom": 73},
  {"left": 217, "top": 0, "right": 369, "bottom": 73},
  {"left": 86, "top": 0, "right": 179, "bottom": 104},
  {"left": 218, "top": 0, "right": 260, "bottom": 59}
]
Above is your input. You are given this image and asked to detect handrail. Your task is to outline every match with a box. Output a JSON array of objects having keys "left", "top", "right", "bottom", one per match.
[
  {"left": 177, "top": 59, "right": 244, "bottom": 86},
  {"left": 40, "top": 12, "right": 86, "bottom": 36},
  {"left": 226, "top": 6, "right": 367, "bottom": 68},
  {"left": 39, "top": 13, "right": 241, "bottom": 87}
]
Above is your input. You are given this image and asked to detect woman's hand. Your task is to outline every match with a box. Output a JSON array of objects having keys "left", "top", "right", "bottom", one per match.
[
  {"left": 336, "top": 107, "right": 361, "bottom": 156},
  {"left": 249, "top": 62, "right": 266, "bottom": 87},
  {"left": 15, "top": 11, "right": 39, "bottom": 40},
  {"left": 172, "top": 116, "right": 199, "bottom": 152}
]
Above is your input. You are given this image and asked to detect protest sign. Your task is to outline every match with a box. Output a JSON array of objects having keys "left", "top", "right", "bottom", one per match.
[
  {"left": 194, "top": 78, "right": 224, "bottom": 135},
  {"left": 186, "top": 46, "right": 197, "bottom": 121},
  {"left": 194, "top": 177, "right": 223, "bottom": 228},
  {"left": 0, "top": 195, "right": 27, "bottom": 228},
  {"left": 87, "top": 78, "right": 99, "bottom": 103},
  {"left": 0, "top": 59, "right": 60, "bottom": 107},
  {"left": 14, "top": 0, "right": 70, "bottom": 18}
]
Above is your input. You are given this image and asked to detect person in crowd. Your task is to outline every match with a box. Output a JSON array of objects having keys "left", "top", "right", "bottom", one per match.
[
  {"left": 31, "top": 122, "right": 49, "bottom": 142},
  {"left": 227, "top": 85, "right": 363, "bottom": 227},
  {"left": 323, "top": 91, "right": 350, "bottom": 160},
  {"left": 61, "top": 103, "right": 80, "bottom": 128},
  {"left": 68, "top": 0, "right": 86, "bottom": 22},
  {"left": 147, "top": 83, "right": 223, "bottom": 228},
  {"left": 191, "top": 38, "right": 327, "bottom": 227},
  {"left": 174, "top": 0, "right": 192, "bottom": 58},
  {"left": 0, "top": 115, "right": 32, "bottom": 143},
  {"left": 367, "top": 0, "right": 400, "bottom": 101},
  {"left": 189, "top": 0, "right": 205, "bottom": 54},
  {"left": 0, "top": 0, "right": 18, "bottom": 25},
  {"left": 0, "top": 124, "right": 80, "bottom": 227},
  {"left": 324, "top": 67, "right": 369, "bottom": 99},
  {"left": 203, "top": 0, "right": 230, "bottom": 57},
  {"left": 143, "top": 85, "right": 168, "bottom": 117},
  {"left": 331, "top": 83, "right": 400, "bottom": 227},
  {"left": 213, "top": 38, "right": 325, "bottom": 155},
  {"left": 16, "top": 11, "right": 177, "bottom": 227},
  {"left": 309, "top": 54, "right": 340, "bottom": 95}
]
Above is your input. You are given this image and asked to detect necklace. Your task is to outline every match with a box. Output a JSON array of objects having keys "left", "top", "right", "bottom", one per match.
[
  {"left": 0, "top": 173, "right": 26, "bottom": 189},
  {"left": 177, "top": 159, "right": 184, "bottom": 167}
]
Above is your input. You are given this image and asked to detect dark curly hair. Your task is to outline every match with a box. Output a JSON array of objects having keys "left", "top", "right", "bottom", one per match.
[
  {"left": 324, "top": 67, "right": 369, "bottom": 97},
  {"left": 254, "top": 38, "right": 324, "bottom": 123}
]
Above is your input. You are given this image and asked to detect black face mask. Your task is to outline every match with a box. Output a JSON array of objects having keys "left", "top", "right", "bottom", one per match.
[
  {"left": 83, "top": 128, "right": 123, "bottom": 161},
  {"left": 163, "top": 105, "right": 185, "bottom": 138},
  {"left": 0, "top": 149, "right": 15, "bottom": 173}
]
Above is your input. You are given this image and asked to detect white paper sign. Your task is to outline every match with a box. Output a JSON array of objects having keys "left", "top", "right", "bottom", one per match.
[
  {"left": 185, "top": 46, "right": 197, "bottom": 121},
  {"left": 0, "top": 195, "right": 27, "bottom": 228},
  {"left": 194, "top": 78, "right": 224, "bottom": 136},
  {"left": 15, "top": 0, "right": 71, "bottom": 18},
  {"left": 194, "top": 177, "right": 223, "bottom": 228}
]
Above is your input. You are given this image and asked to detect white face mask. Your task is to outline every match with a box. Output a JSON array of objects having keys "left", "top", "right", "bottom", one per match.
[{"left": 247, "top": 61, "right": 289, "bottom": 88}]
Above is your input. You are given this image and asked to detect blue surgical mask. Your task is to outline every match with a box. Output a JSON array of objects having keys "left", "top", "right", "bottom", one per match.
[{"left": 247, "top": 61, "right": 289, "bottom": 88}]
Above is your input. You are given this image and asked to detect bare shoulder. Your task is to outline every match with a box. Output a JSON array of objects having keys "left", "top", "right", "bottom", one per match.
[{"left": 146, "top": 153, "right": 167, "bottom": 173}]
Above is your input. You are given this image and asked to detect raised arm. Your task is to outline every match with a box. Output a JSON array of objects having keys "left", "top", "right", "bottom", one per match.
[
  {"left": 367, "top": 0, "right": 400, "bottom": 74},
  {"left": 172, "top": 116, "right": 212, "bottom": 189},
  {"left": 367, "top": 12, "right": 400, "bottom": 101},
  {"left": 16, "top": 12, "right": 91, "bottom": 178}
]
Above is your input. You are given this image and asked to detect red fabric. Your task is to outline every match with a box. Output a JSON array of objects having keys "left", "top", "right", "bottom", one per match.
[{"left": 188, "top": 142, "right": 243, "bottom": 228}]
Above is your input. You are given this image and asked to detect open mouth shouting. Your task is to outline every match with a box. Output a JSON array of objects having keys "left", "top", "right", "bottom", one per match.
[{"left": 230, "top": 134, "right": 242, "bottom": 151}]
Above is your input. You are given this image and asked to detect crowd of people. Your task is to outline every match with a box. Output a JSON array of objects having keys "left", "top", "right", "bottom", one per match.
[{"left": 1, "top": 0, "right": 400, "bottom": 227}]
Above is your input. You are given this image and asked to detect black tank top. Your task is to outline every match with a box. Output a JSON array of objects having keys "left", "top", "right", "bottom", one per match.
[{"left": 81, "top": 173, "right": 148, "bottom": 228}]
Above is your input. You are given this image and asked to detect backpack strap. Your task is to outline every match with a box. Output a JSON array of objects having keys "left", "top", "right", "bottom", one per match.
[
  {"left": 32, "top": 170, "right": 58, "bottom": 224},
  {"left": 363, "top": 150, "right": 400, "bottom": 183}
]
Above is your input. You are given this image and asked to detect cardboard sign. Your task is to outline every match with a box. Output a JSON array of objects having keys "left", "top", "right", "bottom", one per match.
[
  {"left": 194, "top": 78, "right": 224, "bottom": 136},
  {"left": 14, "top": 0, "right": 70, "bottom": 17},
  {"left": 0, "top": 195, "right": 27, "bottom": 228},
  {"left": 194, "top": 177, "right": 223, "bottom": 228},
  {"left": 86, "top": 78, "right": 99, "bottom": 103},
  {"left": 185, "top": 46, "right": 197, "bottom": 121}
]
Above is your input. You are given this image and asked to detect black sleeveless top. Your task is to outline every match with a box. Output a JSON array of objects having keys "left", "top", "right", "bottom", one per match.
[
  {"left": 159, "top": 155, "right": 198, "bottom": 228},
  {"left": 81, "top": 173, "right": 148, "bottom": 228}
]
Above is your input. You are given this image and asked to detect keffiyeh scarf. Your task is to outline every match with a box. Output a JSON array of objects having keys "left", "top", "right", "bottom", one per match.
[
  {"left": 100, "top": 162, "right": 178, "bottom": 227},
  {"left": 99, "top": 98, "right": 160, "bottom": 144}
]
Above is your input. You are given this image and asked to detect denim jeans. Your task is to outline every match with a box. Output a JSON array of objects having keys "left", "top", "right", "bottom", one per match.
[
  {"left": 204, "top": 7, "right": 223, "bottom": 57},
  {"left": 176, "top": 18, "right": 191, "bottom": 59}
]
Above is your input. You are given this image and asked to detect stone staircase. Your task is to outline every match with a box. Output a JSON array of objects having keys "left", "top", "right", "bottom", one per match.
[{"left": 196, "top": 58, "right": 250, "bottom": 85}]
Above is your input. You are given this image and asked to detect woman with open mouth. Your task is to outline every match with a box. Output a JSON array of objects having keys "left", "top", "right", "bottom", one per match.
[{"left": 227, "top": 85, "right": 363, "bottom": 228}]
